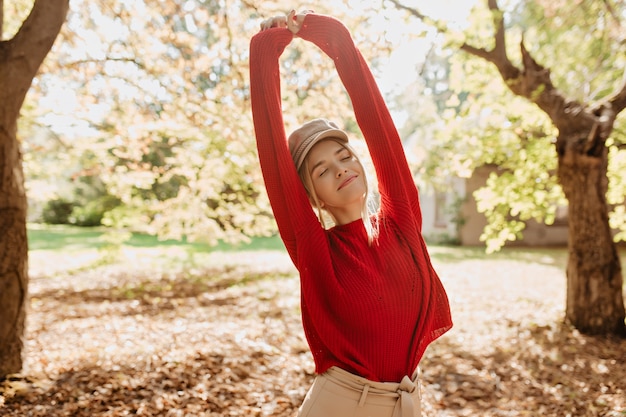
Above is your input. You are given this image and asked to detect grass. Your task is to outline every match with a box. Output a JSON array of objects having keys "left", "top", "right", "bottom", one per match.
[
  {"left": 27, "top": 223, "right": 286, "bottom": 252},
  {"left": 26, "top": 223, "right": 626, "bottom": 279},
  {"left": 27, "top": 224, "right": 291, "bottom": 277}
]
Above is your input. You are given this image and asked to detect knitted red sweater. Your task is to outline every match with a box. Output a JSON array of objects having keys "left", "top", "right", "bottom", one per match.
[{"left": 250, "top": 14, "right": 452, "bottom": 382}]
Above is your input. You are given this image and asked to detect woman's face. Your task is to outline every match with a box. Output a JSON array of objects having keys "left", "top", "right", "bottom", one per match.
[{"left": 305, "top": 139, "right": 366, "bottom": 218}]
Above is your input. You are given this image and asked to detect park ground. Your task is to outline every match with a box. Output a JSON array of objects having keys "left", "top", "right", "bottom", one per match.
[{"left": 1, "top": 226, "right": 625, "bottom": 416}]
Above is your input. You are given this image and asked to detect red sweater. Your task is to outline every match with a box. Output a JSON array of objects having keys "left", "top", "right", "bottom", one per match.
[{"left": 249, "top": 14, "right": 452, "bottom": 383}]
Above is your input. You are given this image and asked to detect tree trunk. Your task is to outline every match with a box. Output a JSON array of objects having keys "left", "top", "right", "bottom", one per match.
[
  {"left": 0, "top": 122, "right": 28, "bottom": 377},
  {"left": 558, "top": 136, "right": 626, "bottom": 336},
  {"left": 445, "top": 0, "right": 626, "bottom": 336},
  {"left": 0, "top": 0, "right": 69, "bottom": 378}
]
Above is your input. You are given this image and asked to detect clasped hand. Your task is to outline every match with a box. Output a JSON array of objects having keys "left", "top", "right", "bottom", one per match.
[{"left": 259, "top": 9, "right": 312, "bottom": 34}]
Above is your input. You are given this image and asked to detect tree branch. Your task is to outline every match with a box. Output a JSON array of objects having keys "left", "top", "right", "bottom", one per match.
[
  {"left": 458, "top": 0, "right": 586, "bottom": 130},
  {"left": 458, "top": 43, "right": 491, "bottom": 61},
  {"left": 487, "top": 0, "right": 509, "bottom": 69},
  {"left": 0, "top": 0, "right": 4, "bottom": 40},
  {"left": 3, "top": 0, "right": 69, "bottom": 114},
  {"left": 602, "top": 0, "right": 622, "bottom": 27},
  {"left": 609, "top": 79, "right": 626, "bottom": 113},
  {"left": 386, "top": 0, "right": 443, "bottom": 29},
  {"left": 390, "top": 0, "right": 620, "bottom": 132},
  {"left": 11, "top": 0, "right": 69, "bottom": 69},
  {"left": 386, "top": 0, "right": 427, "bottom": 21}
]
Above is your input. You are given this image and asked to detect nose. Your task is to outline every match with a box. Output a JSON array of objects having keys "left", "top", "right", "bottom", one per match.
[{"left": 335, "top": 167, "right": 348, "bottom": 178}]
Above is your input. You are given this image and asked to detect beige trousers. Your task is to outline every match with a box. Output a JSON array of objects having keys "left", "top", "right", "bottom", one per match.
[{"left": 298, "top": 367, "right": 422, "bottom": 417}]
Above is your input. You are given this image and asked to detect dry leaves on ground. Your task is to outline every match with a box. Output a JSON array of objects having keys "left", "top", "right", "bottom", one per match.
[{"left": 1, "top": 246, "right": 625, "bottom": 416}]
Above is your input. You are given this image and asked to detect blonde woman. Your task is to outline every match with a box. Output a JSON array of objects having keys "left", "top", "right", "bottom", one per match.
[{"left": 249, "top": 10, "right": 452, "bottom": 417}]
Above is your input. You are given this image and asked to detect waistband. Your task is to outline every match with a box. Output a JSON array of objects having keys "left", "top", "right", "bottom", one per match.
[{"left": 323, "top": 367, "right": 421, "bottom": 417}]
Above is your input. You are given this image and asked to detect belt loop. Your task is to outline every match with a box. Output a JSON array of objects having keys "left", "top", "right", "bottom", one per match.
[{"left": 358, "top": 384, "right": 370, "bottom": 407}]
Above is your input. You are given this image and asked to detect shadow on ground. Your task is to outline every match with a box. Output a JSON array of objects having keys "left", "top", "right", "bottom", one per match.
[
  {"left": 32, "top": 266, "right": 293, "bottom": 320},
  {"left": 420, "top": 322, "right": 626, "bottom": 416},
  {"left": 2, "top": 254, "right": 625, "bottom": 416},
  {"left": 3, "top": 317, "right": 625, "bottom": 416},
  {"left": 2, "top": 348, "right": 310, "bottom": 417}
]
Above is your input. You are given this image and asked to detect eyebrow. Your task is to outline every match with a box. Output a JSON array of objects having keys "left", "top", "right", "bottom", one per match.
[{"left": 309, "top": 146, "right": 348, "bottom": 174}]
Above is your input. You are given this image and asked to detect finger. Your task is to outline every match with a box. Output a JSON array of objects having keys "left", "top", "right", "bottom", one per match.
[
  {"left": 260, "top": 16, "right": 285, "bottom": 31},
  {"left": 276, "top": 16, "right": 287, "bottom": 28},
  {"left": 287, "top": 9, "right": 298, "bottom": 33},
  {"left": 260, "top": 18, "right": 271, "bottom": 30}
]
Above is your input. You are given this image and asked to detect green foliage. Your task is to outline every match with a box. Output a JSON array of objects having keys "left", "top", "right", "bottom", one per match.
[
  {"left": 1, "top": 0, "right": 33, "bottom": 39},
  {"left": 475, "top": 166, "right": 564, "bottom": 253},
  {"left": 41, "top": 193, "right": 122, "bottom": 227},
  {"left": 423, "top": 55, "right": 566, "bottom": 251},
  {"left": 70, "top": 194, "right": 122, "bottom": 227},
  {"left": 42, "top": 199, "right": 75, "bottom": 224},
  {"left": 20, "top": 0, "right": 625, "bottom": 251},
  {"left": 516, "top": 0, "right": 625, "bottom": 104},
  {"left": 446, "top": 82, "right": 568, "bottom": 250},
  {"left": 415, "top": 0, "right": 625, "bottom": 251},
  {"left": 38, "top": 171, "right": 122, "bottom": 227},
  {"left": 19, "top": 0, "right": 387, "bottom": 246},
  {"left": 22, "top": 0, "right": 276, "bottom": 243},
  {"left": 607, "top": 117, "right": 626, "bottom": 240}
]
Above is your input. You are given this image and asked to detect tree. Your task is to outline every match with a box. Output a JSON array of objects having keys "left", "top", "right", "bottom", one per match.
[
  {"left": 0, "top": 0, "right": 69, "bottom": 377},
  {"left": 20, "top": 1, "right": 386, "bottom": 245},
  {"left": 390, "top": 0, "right": 626, "bottom": 336},
  {"left": 24, "top": 0, "right": 275, "bottom": 245}
]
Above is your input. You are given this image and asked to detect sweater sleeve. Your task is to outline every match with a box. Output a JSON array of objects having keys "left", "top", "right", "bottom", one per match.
[
  {"left": 297, "top": 14, "right": 423, "bottom": 230},
  {"left": 249, "top": 28, "right": 324, "bottom": 264}
]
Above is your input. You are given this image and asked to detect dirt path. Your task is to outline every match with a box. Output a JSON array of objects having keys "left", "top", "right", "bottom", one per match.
[{"left": 1, "top": 247, "right": 625, "bottom": 416}]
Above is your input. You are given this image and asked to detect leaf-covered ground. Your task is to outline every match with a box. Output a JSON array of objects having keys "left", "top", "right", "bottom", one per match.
[{"left": 1, "top": 246, "right": 625, "bottom": 416}]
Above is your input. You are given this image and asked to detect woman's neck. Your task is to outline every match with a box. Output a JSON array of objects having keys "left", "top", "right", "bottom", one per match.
[{"left": 327, "top": 201, "right": 363, "bottom": 226}]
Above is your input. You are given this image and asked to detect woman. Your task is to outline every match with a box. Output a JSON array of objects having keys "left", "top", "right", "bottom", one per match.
[{"left": 249, "top": 10, "right": 452, "bottom": 417}]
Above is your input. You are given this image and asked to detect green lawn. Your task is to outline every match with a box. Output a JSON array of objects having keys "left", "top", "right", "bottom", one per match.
[
  {"left": 26, "top": 223, "right": 626, "bottom": 275},
  {"left": 27, "top": 223, "right": 286, "bottom": 252}
]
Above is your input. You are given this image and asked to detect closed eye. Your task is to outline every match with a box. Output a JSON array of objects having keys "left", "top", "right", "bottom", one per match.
[
  {"left": 309, "top": 145, "right": 352, "bottom": 177},
  {"left": 339, "top": 149, "right": 352, "bottom": 161}
]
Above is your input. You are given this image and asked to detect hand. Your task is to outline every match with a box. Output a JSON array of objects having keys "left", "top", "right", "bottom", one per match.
[
  {"left": 259, "top": 9, "right": 313, "bottom": 34},
  {"left": 286, "top": 9, "right": 313, "bottom": 35},
  {"left": 259, "top": 15, "right": 287, "bottom": 31}
]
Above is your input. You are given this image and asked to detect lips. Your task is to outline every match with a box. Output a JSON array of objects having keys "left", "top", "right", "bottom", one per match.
[{"left": 338, "top": 174, "right": 358, "bottom": 190}]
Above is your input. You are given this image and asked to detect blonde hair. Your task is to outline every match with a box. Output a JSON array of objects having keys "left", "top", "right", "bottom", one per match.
[{"left": 298, "top": 139, "right": 379, "bottom": 244}]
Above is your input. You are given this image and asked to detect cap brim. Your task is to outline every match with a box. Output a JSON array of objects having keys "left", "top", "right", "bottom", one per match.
[{"left": 295, "top": 129, "right": 348, "bottom": 170}]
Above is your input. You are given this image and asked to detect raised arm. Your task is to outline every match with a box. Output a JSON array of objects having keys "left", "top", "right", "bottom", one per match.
[
  {"left": 296, "top": 14, "right": 422, "bottom": 229},
  {"left": 249, "top": 27, "right": 321, "bottom": 262}
]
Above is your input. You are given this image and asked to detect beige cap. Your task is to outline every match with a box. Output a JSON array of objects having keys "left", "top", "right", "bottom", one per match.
[{"left": 288, "top": 118, "right": 349, "bottom": 170}]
